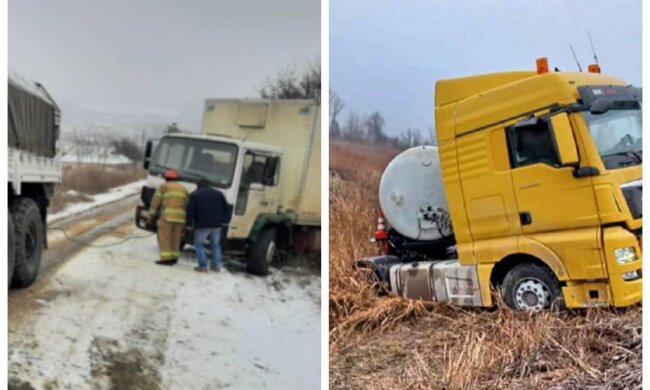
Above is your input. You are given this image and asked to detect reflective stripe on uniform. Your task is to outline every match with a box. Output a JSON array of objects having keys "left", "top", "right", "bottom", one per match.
[
  {"left": 170, "top": 251, "right": 180, "bottom": 257},
  {"left": 164, "top": 208, "right": 186, "bottom": 216},
  {"left": 162, "top": 191, "right": 188, "bottom": 200},
  {"left": 160, "top": 251, "right": 175, "bottom": 260},
  {"left": 163, "top": 208, "right": 186, "bottom": 223}
]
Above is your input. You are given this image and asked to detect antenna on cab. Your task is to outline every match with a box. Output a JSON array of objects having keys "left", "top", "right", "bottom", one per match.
[
  {"left": 569, "top": 45, "right": 583, "bottom": 72},
  {"left": 587, "top": 31, "right": 601, "bottom": 73}
]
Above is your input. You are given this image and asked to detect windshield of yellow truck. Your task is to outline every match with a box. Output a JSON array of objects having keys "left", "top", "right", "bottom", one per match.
[{"left": 582, "top": 108, "right": 642, "bottom": 170}]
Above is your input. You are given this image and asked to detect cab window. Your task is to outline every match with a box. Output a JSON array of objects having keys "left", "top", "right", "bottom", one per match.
[{"left": 507, "top": 118, "right": 559, "bottom": 168}]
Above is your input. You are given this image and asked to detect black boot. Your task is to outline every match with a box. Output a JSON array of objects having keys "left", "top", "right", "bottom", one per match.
[{"left": 155, "top": 259, "right": 177, "bottom": 266}]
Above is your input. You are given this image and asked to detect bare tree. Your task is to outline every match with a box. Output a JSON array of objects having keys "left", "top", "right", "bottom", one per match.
[
  {"left": 330, "top": 90, "right": 345, "bottom": 127},
  {"left": 259, "top": 60, "right": 321, "bottom": 102},
  {"left": 427, "top": 125, "right": 437, "bottom": 146},
  {"left": 112, "top": 137, "right": 144, "bottom": 161},
  {"left": 365, "top": 111, "right": 388, "bottom": 144},
  {"left": 343, "top": 112, "right": 363, "bottom": 141},
  {"left": 397, "top": 128, "right": 425, "bottom": 148}
]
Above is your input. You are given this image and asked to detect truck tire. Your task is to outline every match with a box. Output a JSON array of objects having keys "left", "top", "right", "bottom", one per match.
[
  {"left": 8, "top": 210, "right": 15, "bottom": 288},
  {"left": 10, "top": 198, "right": 44, "bottom": 287},
  {"left": 500, "top": 263, "right": 562, "bottom": 311},
  {"left": 247, "top": 227, "right": 277, "bottom": 276}
]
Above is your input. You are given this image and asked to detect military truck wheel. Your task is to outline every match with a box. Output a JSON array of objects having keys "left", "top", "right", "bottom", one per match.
[
  {"left": 500, "top": 263, "right": 562, "bottom": 311},
  {"left": 8, "top": 210, "right": 15, "bottom": 288},
  {"left": 10, "top": 198, "right": 44, "bottom": 288},
  {"left": 247, "top": 227, "right": 278, "bottom": 276}
]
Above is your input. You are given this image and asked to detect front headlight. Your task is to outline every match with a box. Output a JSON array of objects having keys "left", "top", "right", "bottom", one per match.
[
  {"left": 614, "top": 247, "right": 638, "bottom": 264},
  {"left": 622, "top": 270, "right": 641, "bottom": 281}
]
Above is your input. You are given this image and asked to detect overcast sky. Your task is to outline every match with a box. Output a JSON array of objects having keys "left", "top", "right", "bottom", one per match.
[
  {"left": 9, "top": 0, "right": 320, "bottom": 129},
  {"left": 331, "top": 0, "right": 642, "bottom": 136}
]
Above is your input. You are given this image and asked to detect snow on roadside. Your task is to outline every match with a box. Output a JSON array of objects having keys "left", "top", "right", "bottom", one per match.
[
  {"left": 49, "top": 180, "right": 145, "bottom": 223},
  {"left": 9, "top": 225, "right": 321, "bottom": 389}
]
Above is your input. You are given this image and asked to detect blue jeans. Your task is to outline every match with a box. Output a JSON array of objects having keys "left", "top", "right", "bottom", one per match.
[{"left": 194, "top": 228, "right": 223, "bottom": 270}]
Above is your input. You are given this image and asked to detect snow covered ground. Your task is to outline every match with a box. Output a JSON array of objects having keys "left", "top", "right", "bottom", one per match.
[
  {"left": 9, "top": 224, "right": 321, "bottom": 389},
  {"left": 49, "top": 180, "right": 145, "bottom": 223},
  {"left": 60, "top": 144, "right": 133, "bottom": 165}
]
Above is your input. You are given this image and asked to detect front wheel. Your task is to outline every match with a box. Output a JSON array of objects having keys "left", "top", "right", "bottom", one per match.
[
  {"left": 8, "top": 210, "right": 15, "bottom": 288},
  {"left": 10, "top": 198, "right": 44, "bottom": 288},
  {"left": 246, "top": 228, "right": 278, "bottom": 276},
  {"left": 500, "top": 263, "right": 562, "bottom": 311}
]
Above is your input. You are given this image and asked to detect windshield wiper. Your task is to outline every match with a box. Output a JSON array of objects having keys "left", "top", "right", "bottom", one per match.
[{"left": 602, "top": 151, "right": 642, "bottom": 167}]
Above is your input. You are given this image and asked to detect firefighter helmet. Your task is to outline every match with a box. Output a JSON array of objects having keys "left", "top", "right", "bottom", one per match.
[{"left": 164, "top": 168, "right": 179, "bottom": 180}]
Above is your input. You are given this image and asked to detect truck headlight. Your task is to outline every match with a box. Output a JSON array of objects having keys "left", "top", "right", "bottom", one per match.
[
  {"left": 614, "top": 247, "right": 638, "bottom": 264},
  {"left": 622, "top": 270, "right": 641, "bottom": 281}
]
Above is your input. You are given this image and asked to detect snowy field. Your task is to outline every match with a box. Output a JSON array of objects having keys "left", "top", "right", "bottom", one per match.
[
  {"left": 9, "top": 224, "right": 321, "bottom": 389},
  {"left": 49, "top": 180, "right": 145, "bottom": 223}
]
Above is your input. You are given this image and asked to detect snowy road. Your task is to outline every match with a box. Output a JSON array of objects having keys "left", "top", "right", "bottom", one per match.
[{"left": 8, "top": 222, "right": 321, "bottom": 389}]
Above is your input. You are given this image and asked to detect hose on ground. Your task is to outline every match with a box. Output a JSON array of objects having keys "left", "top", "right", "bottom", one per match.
[{"left": 47, "top": 227, "right": 155, "bottom": 248}]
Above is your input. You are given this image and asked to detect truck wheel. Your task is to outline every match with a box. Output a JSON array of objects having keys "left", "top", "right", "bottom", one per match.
[
  {"left": 10, "top": 198, "right": 44, "bottom": 287},
  {"left": 247, "top": 228, "right": 277, "bottom": 276},
  {"left": 8, "top": 210, "right": 15, "bottom": 288},
  {"left": 500, "top": 263, "right": 562, "bottom": 311}
]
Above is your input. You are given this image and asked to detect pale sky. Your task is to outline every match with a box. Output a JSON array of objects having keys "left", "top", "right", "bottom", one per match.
[
  {"left": 9, "top": 0, "right": 320, "bottom": 129},
  {"left": 331, "top": 0, "right": 642, "bottom": 136}
]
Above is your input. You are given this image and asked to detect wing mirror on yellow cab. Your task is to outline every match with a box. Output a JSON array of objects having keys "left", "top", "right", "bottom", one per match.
[{"left": 550, "top": 113, "right": 579, "bottom": 167}]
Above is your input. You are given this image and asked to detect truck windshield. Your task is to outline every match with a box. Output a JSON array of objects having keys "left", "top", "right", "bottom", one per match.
[
  {"left": 582, "top": 108, "right": 642, "bottom": 170},
  {"left": 151, "top": 137, "right": 238, "bottom": 188}
]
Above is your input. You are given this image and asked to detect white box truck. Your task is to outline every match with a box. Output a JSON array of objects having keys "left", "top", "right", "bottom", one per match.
[
  {"left": 136, "top": 99, "right": 321, "bottom": 274},
  {"left": 8, "top": 73, "right": 62, "bottom": 287}
]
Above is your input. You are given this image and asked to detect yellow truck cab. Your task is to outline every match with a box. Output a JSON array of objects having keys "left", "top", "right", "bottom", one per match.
[{"left": 358, "top": 59, "right": 641, "bottom": 311}]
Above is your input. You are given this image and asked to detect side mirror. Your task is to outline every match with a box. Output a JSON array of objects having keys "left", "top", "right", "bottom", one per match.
[
  {"left": 550, "top": 114, "right": 579, "bottom": 167},
  {"left": 143, "top": 140, "right": 153, "bottom": 170},
  {"left": 590, "top": 98, "right": 613, "bottom": 115}
]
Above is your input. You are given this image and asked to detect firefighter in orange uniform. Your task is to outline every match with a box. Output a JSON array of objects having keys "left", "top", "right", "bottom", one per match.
[{"left": 147, "top": 169, "right": 189, "bottom": 265}]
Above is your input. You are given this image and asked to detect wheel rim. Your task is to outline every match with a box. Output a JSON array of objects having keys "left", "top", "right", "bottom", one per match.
[
  {"left": 513, "top": 278, "right": 551, "bottom": 311},
  {"left": 265, "top": 241, "right": 276, "bottom": 264}
]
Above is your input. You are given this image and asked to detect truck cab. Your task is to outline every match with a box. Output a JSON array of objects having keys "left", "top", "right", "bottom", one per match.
[
  {"left": 136, "top": 99, "right": 320, "bottom": 275},
  {"left": 361, "top": 61, "right": 642, "bottom": 310},
  {"left": 138, "top": 133, "right": 282, "bottom": 238}
]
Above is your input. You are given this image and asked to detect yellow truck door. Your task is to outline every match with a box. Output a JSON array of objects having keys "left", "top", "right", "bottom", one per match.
[{"left": 506, "top": 116, "right": 605, "bottom": 280}]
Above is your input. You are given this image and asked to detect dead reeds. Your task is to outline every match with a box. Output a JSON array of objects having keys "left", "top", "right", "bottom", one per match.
[{"left": 329, "top": 141, "right": 641, "bottom": 389}]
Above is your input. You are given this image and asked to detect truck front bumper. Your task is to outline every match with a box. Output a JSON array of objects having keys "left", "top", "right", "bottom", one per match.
[
  {"left": 603, "top": 226, "right": 642, "bottom": 307},
  {"left": 563, "top": 226, "right": 642, "bottom": 308}
]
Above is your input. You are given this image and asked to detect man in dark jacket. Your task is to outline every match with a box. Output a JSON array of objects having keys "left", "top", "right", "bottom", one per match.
[{"left": 185, "top": 179, "right": 229, "bottom": 272}]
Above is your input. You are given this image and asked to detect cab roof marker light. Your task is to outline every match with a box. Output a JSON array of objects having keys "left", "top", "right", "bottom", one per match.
[{"left": 536, "top": 57, "right": 549, "bottom": 74}]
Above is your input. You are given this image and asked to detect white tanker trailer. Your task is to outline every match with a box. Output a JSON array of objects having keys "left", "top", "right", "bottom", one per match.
[{"left": 357, "top": 146, "right": 483, "bottom": 307}]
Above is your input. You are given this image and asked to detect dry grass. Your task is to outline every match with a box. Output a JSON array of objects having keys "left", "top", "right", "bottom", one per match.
[
  {"left": 329, "top": 141, "right": 641, "bottom": 389},
  {"left": 50, "top": 164, "right": 145, "bottom": 213}
]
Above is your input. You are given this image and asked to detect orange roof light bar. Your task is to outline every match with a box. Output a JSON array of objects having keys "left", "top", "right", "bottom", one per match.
[
  {"left": 588, "top": 63, "right": 601, "bottom": 73},
  {"left": 536, "top": 57, "right": 549, "bottom": 74}
]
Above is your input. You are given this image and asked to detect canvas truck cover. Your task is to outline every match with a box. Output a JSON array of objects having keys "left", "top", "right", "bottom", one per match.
[
  {"left": 8, "top": 72, "right": 59, "bottom": 158},
  {"left": 201, "top": 99, "right": 321, "bottom": 225}
]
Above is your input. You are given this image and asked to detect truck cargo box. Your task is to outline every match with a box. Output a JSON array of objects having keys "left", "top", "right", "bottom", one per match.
[
  {"left": 201, "top": 99, "right": 320, "bottom": 226},
  {"left": 8, "top": 72, "right": 59, "bottom": 158}
]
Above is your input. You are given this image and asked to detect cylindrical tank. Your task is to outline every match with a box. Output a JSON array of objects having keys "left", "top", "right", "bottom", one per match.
[{"left": 378, "top": 146, "right": 452, "bottom": 241}]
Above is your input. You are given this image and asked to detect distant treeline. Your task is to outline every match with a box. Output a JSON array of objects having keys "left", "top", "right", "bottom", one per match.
[{"left": 329, "top": 90, "right": 435, "bottom": 149}]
